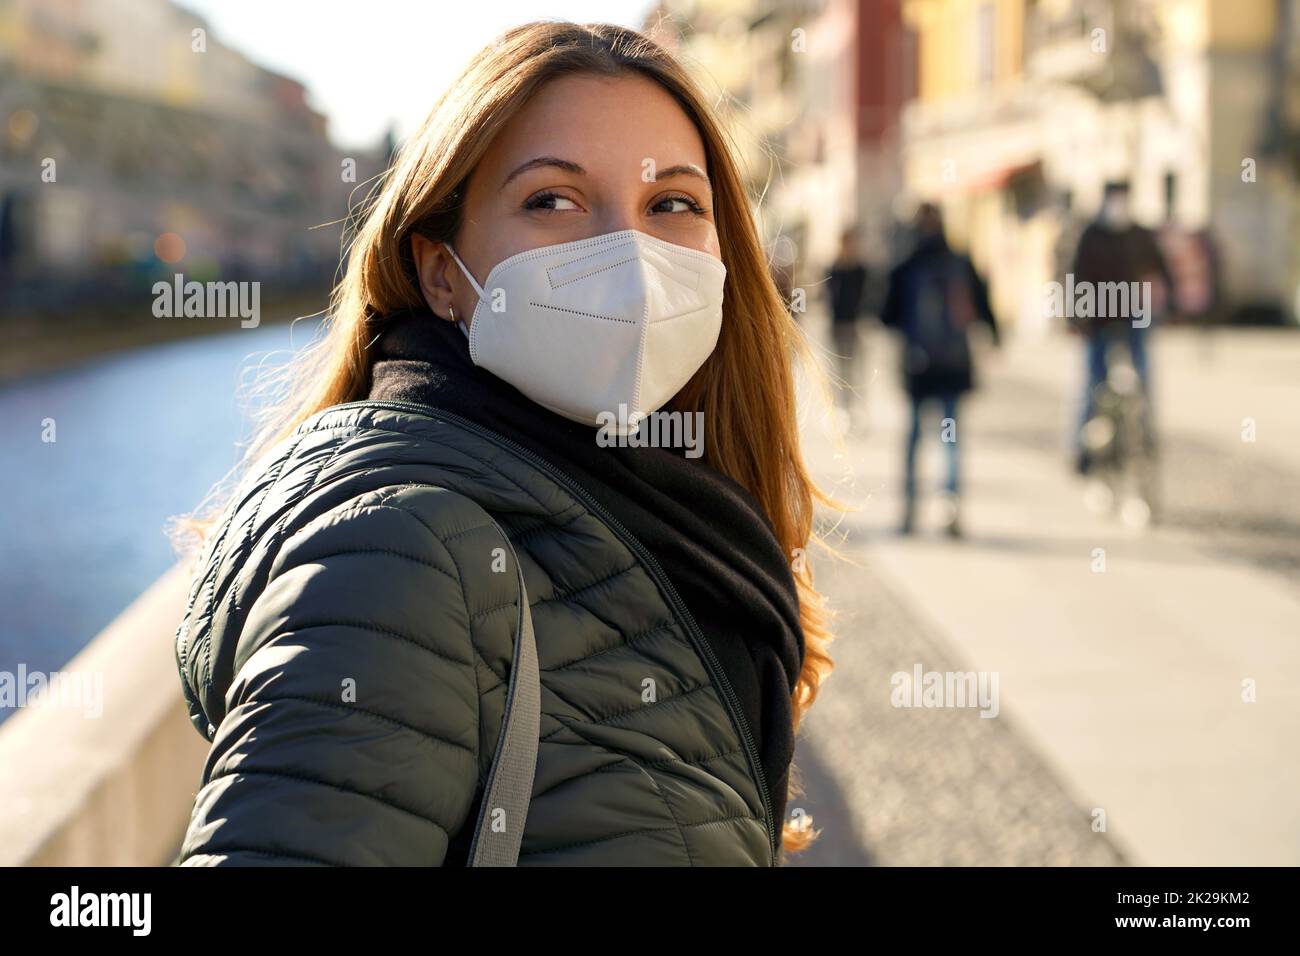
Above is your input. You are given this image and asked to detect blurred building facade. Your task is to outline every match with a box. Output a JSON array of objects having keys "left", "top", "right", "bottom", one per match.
[
  {"left": 647, "top": 0, "right": 1300, "bottom": 330},
  {"left": 0, "top": 0, "right": 387, "bottom": 318},
  {"left": 646, "top": 0, "right": 917, "bottom": 303},
  {"left": 901, "top": 0, "right": 1299, "bottom": 331}
]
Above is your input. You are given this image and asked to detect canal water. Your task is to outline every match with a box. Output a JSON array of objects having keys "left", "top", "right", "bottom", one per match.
[{"left": 0, "top": 322, "right": 312, "bottom": 720}]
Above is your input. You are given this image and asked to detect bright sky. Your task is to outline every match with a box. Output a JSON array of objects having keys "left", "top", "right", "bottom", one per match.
[{"left": 177, "top": 0, "right": 659, "bottom": 151}]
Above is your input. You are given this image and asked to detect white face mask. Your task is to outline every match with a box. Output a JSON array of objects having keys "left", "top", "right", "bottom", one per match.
[
  {"left": 1102, "top": 196, "right": 1131, "bottom": 229},
  {"left": 445, "top": 229, "right": 726, "bottom": 433}
]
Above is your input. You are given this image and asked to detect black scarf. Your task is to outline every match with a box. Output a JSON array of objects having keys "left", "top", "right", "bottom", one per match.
[{"left": 366, "top": 306, "right": 805, "bottom": 841}]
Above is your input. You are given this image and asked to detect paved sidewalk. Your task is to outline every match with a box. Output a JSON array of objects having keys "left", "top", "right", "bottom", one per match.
[
  {"left": 790, "top": 317, "right": 1300, "bottom": 866},
  {"left": 787, "top": 541, "right": 1127, "bottom": 866}
]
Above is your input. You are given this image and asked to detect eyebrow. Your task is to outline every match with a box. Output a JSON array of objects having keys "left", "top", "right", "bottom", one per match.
[
  {"left": 656, "top": 163, "right": 711, "bottom": 188},
  {"left": 501, "top": 156, "right": 712, "bottom": 190},
  {"left": 501, "top": 156, "right": 584, "bottom": 188}
]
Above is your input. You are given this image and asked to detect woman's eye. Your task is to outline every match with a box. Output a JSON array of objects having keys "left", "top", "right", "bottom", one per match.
[
  {"left": 651, "top": 194, "right": 706, "bottom": 215},
  {"left": 523, "top": 191, "right": 579, "bottom": 211}
]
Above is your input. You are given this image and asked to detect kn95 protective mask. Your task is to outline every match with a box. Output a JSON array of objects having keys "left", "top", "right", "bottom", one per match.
[{"left": 444, "top": 229, "right": 726, "bottom": 432}]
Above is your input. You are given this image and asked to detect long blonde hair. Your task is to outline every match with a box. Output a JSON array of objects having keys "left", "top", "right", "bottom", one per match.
[{"left": 203, "top": 20, "right": 845, "bottom": 855}]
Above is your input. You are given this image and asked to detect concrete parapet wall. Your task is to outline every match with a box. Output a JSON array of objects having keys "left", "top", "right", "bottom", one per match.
[{"left": 0, "top": 564, "right": 208, "bottom": 866}]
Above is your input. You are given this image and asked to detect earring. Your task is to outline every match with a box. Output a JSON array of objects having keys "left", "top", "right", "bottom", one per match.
[{"left": 448, "top": 304, "right": 456, "bottom": 324}]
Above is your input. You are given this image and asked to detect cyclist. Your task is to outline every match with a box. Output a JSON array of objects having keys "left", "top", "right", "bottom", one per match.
[{"left": 1068, "top": 181, "right": 1172, "bottom": 474}]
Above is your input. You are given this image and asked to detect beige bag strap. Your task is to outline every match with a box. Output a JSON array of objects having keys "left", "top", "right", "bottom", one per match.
[{"left": 466, "top": 520, "right": 540, "bottom": 866}]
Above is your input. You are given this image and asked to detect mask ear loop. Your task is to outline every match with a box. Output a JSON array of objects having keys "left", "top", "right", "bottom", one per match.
[
  {"left": 444, "top": 244, "right": 484, "bottom": 340},
  {"left": 445, "top": 243, "right": 487, "bottom": 300}
]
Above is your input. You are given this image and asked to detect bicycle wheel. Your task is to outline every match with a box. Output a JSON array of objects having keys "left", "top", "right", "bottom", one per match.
[{"left": 1117, "top": 389, "right": 1158, "bottom": 527}]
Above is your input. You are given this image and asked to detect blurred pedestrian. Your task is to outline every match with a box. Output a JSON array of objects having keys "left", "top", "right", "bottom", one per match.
[
  {"left": 824, "top": 225, "right": 870, "bottom": 430},
  {"left": 1157, "top": 211, "right": 1224, "bottom": 364},
  {"left": 1069, "top": 181, "right": 1172, "bottom": 474},
  {"left": 881, "top": 202, "right": 999, "bottom": 537}
]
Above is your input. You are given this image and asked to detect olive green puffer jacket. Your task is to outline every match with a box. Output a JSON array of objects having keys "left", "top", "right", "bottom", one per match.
[{"left": 174, "top": 400, "right": 780, "bottom": 866}]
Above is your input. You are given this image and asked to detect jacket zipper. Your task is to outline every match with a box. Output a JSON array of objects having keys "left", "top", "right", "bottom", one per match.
[{"left": 326, "top": 398, "right": 780, "bottom": 864}]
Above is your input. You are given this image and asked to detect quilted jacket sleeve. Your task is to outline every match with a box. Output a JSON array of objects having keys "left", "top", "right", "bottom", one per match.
[{"left": 177, "top": 486, "right": 484, "bottom": 866}]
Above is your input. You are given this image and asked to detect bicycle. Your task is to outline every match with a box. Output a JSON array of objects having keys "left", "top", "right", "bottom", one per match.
[{"left": 1077, "top": 329, "right": 1160, "bottom": 528}]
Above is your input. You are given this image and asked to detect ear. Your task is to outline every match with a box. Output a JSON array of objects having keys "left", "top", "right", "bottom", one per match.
[{"left": 410, "top": 234, "right": 456, "bottom": 319}]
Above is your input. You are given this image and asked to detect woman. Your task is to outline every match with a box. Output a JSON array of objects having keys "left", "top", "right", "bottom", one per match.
[{"left": 173, "top": 20, "right": 838, "bottom": 866}]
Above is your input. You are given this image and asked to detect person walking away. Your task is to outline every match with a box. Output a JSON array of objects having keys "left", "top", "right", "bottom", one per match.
[
  {"left": 1068, "top": 181, "right": 1172, "bottom": 474},
  {"left": 881, "top": 203, "right": 999, "bottom": 537},
  {"left": 824, "top": 226, "right": 870, "bottom": 430}
]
